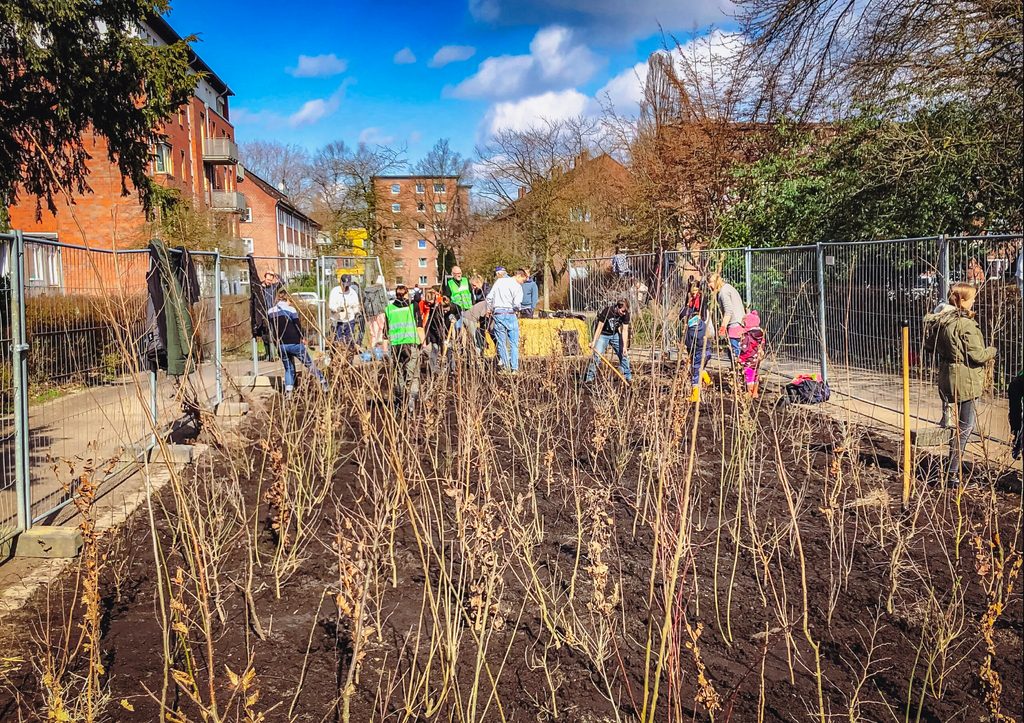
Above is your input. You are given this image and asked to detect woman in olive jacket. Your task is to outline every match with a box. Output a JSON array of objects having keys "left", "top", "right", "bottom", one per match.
[{"left": 935, "top": 283, "right": 997, "bottom": 484}]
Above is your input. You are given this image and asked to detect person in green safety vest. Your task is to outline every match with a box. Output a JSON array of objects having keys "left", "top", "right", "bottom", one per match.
[
  {"left": 442, "top": 266, "right": 474, "bottom": 312},
  {"left": 385, "top": 283, "right": 425, "bottom": 410}
]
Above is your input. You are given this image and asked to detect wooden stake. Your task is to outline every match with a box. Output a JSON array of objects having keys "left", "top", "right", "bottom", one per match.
[{"left": 901, "top": 322, "right": 912, "bottom": 506}]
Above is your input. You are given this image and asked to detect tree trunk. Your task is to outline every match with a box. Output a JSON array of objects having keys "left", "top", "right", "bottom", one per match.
[{"left": 543, "top": 255, "right": 551, "bottom": 310}]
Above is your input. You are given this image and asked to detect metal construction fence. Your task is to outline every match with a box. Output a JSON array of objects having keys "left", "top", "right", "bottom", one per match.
[
  {"left": 0, "top": 230, "right": 382, "bottom": 550},
  {"left": 570, "top": 234, "right": 1023, "bottom": 439}
]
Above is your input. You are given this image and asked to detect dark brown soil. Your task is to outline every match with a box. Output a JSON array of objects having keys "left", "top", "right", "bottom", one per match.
[{"left": 1, "top": 360, "right": 1021, "bottom": 722}]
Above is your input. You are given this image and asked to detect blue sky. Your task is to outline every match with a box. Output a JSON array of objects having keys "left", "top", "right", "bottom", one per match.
[{"left": 167, "top": 0, "right": 733, "bottom": 160}]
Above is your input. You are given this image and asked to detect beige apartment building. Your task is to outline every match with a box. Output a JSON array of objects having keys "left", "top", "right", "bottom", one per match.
[{"left": 372, "top": 175, "right": 470, "bottom": 287}]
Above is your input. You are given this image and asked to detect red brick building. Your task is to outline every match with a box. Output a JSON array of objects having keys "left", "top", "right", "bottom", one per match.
[
  {"left": 237, "top": 170, "right": 319, "bottom": 281},
  {"left": 372, "top": 175, "right": 471, "bottom": 288},
  {"left": 7, "top": 15, "right": 243, "bottom": 258}
]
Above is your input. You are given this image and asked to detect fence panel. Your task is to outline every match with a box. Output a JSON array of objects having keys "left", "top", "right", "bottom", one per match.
[
  {"left": 748, "top": 246, "right": 822, "bottom": 371},
  {"left": 947, "top": 235, "right": 1022, "bottom": 397},
  {"left": 316, "top": 255, "right": 386, "bottom": 351},
  {"left": 0, "top": 238, "right": 17, "bottom": 545},
  {"left": 23, "top": 240, "right": 153, "bottom": 522}
]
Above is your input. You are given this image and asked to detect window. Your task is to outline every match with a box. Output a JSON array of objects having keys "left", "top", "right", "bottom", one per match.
[
  {"left": 433, "top": 182, "right": 446, "bottom": 193},
  {"left": 396, "top": 275, "right": 405, "bottom": 285},
  {"left": 177, "top": 109, "right": 184, "bottom": 126},
  {"left": 418, "top": 257, "right": 427, "bottom": 268},
  {"left": 415, "top": 183, "right": 425, "bottom": 194},
  {"left": 391, "top": 202, "right": 401, "bottom": 213},
  {"left": 419, "top": 275, "right": 428, "bottom": 285},
  {"left": 417, "top": 202, "right": 425, "bottom": 212},
  {"left": 241, "top": 238, "right": 254, "bottom": 254},
  {"left": 392, "top": 221, "right": 399, "bottom": 229},
  {"left": 239, "top": 269, "right": 251, "bottom": 285},
  {"left": 153, "top": 143, "right": 172, "bottom": 175},
  {"left": 391, "top": 183, "right": 401, "bottom": 194},
  {"left": 393, "top": 239, "right": 403, "bottom": 250},
  {"left": 417, "top": 221, "right": 426, "bottom": 231},
  {"left": 394, "top": 259, "right": 405, "bottom": 268},
  {"left": 570, "top": 207, "right": 592, "bottom": 223},
  {"left": 180, "top": 150, "right": 186, "bottom": 178},
  {"left": 417, "top": 239, "right": 427, "bottom": 249},
  {"left": 241, "top": 207, "right": 252, "bottom": 223},
  {"left": 434, "top": 203, "right": 447, "bottom": 213}
]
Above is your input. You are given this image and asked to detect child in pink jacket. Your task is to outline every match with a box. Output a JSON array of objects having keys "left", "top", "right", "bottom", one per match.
[{"left": 738, "top": 310, "right": 766, "bottom": 397}]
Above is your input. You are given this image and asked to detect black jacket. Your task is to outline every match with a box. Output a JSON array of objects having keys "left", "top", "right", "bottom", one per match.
[{"left": 1010, "top": 372, "right": 1023, "bottom": 452}]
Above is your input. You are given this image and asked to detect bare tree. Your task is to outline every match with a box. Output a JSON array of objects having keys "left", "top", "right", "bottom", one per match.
[
  {"left": 239, "top": 141, "right": 313, "bottom": 211},
  {"left": 308, "top": 140, "right": 406, "bottom": 256}
]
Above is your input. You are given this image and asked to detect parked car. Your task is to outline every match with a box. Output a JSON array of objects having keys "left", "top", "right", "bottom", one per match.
[{"left": 291, "top": 292, "right": 319, "bottom": 307}]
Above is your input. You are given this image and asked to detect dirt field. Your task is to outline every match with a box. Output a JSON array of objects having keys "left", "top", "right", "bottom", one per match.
[{"left": 1, "top": 359, "right": 1021, "bottom": 722}]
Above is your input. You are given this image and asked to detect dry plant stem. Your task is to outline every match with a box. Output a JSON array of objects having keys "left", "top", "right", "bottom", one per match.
[
  {"left": 641, "top": 384, "right": 702, "bottom": 723},
  {"left": 771, "top": 426, "right": 826, "bottom": 723}
]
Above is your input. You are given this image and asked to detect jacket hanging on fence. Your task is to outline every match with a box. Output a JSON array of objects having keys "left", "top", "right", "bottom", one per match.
[
  {"left": 247, "top": 254, "right": 269, "bottom": 338},
  {"left": 143, "top": 240, "right": 196, "bottom": 376}
]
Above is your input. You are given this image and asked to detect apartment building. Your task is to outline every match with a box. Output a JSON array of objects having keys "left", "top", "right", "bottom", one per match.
[
  {"left": 237, "top": 170, "right": 319, "bottom": 281},
  {"left": 7, "top": 15, "right": 243, "bottom": 258},
  {"left": 372, "top": 175, "right": 470, "bottom": 288}
]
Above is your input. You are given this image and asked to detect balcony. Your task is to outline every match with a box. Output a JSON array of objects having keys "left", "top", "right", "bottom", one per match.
[
  {"left": 203, "top": 137, "right": 239, "bottom": 165},
  {"left": 210, "top": 190, "right": 247, "bottom": 213}
]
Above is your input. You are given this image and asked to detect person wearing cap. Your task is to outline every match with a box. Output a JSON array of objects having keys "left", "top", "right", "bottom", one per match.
[
  {"left": 329, "top": 274, "right": 362, "bottom": 349},
  {"left": 486, "top": 267, "right": 526, "bottom": 372},
  {"left": 385, "top": 283, "right": 425, "bottom": 409}
]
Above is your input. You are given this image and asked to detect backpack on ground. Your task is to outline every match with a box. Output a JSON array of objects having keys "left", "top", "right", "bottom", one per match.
[{"left": 784, "top": 374, "right": 831, "bottom": 404}]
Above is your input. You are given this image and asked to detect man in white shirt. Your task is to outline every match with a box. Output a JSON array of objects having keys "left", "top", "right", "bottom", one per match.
[
  {"left": 486, "top": 267, "right": 526, "bottom": 372},
  {"left": 328, "top": 275, "right": 362, "bottom": 348}
]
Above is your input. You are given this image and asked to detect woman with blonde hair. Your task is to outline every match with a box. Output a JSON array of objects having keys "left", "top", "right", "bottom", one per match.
[{"left": 934, "top": 283, "right": 997, "bottom": 485}]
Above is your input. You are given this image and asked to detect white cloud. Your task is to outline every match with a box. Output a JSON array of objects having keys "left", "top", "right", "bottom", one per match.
[
  {"left": 288, "top": 53, "right": 347, "bottom": 78},
  {"left": 409, "top": 130, "right": 423, "bottom": 144},
  {"left": 429, "top": 45, "right": 477, "bottom": 68},
  {"left": 596, "top": 30, "right": 747, "bottom": 115},
  {"left": 394, "top": 47, "right": 417, "bottom": 64},
  {"left": 233, "top": 83, "right": 350, "bottom": 130},
  {"left": 468, "top": 0, "right": 731, "bottom": 42},
  {"left": 359, "top": 127, "right": 397, "bottom": 145},
  {"left": 597, "top": 61, "right": 649, "bottom": 113},
  {"left": 485, "top": 89, "right": 594, "bottom": 135},
  {"left": 449, "top": 26, "right": 601, "bottom": 100}
]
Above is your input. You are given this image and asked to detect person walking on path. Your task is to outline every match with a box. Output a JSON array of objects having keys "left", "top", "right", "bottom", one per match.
[
  {"left": 259, "top": 271, "right": 283, "bottom": 361},
  {"left": 486, "top": 267, "right": 525, "bottom": 372},
  {"left": 682, "top": 281, "right": 711, "bottom": 402},
  {"left": 709, "top": 273, "right": 745, "bottom": 364},
  {"left": 738, "top": 310, "right": 766, "bottom": 397},
  {"left": 520, "top": 269, "right": 539, "bottom": 317},
  {"left": 268, "top": 289, "right": 327, "bottom": 396},
  {"left": 584, "top": 299, "right": 632, "bottom": 383},
  {"left": 934, "top": 283, "right": 997, "bottom": 485},
  {"left": 329, "top": 275, "right": 362, "bottom": 349},
  {"left": 385, "top": 284, "right": 425, "bottom": 410}
]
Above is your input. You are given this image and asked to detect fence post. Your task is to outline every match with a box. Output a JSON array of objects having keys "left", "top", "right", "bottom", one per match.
[
  {"left": 10, "top": 230, "right": 32, "bottom": 532},
  {"left": 568, "top": 260, "right": 576, "bottom": 313},
  {"left": 149, "top": 369, "right": 159, "bottom": 449},
  {"left": 815, "top": 243, "right": 829, "bottom": 384},
  {"left": 316, "top": 256, "right": 326, "bottom": 354},
  {"left": 213, "top": 248, "right": 223, "bottom": 404},
  {"left": 937, "top": 234, "right": 950, "bottom": 302},
  {"left": 744, "top": 247, "right": 753, "bottom": 307}
]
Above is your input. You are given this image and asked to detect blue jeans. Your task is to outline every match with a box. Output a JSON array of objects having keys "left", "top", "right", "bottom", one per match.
[
  {"left": 279, "top": 343, "right": 326, "bottom": 391},
  {"left": 492, "top": 313, "right": 520, "bottom": 371},
  {"left": 727, "top": 335, "right": 741, "bottom": 364},
  {"left": 335, "top": 320, "right": 356, "bottom": 345},
  {"left": 685, "top": 320, "right": 710, "bottom": 386},
  {"left": 585, "top": 333, "right": 632, "bottom": 382}
]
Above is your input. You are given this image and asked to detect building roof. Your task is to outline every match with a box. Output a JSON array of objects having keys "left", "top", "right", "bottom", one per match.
[
  {"left": 373, "top": 175, "right": 466, "bottom": 181},
  {"left": 145, "top": 14, "right": 233, "bottom": 97},
  {"left": 243, "top": 169, "right": 320, "bottom": 229}
]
